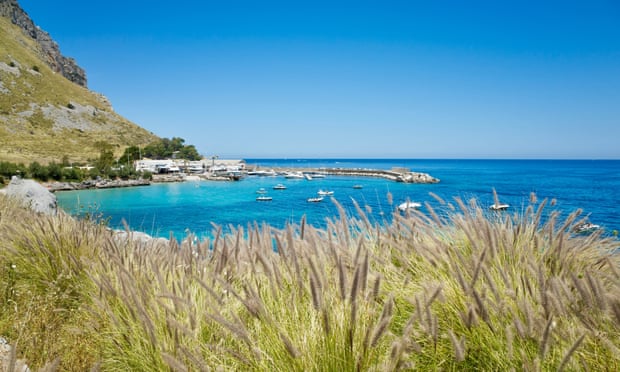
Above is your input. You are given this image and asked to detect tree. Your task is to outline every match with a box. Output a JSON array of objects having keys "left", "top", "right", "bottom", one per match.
[
  {"left": 141, "top": 137, "right": 201, "bottom": 160},
  {"left": 118, "top": 146, "right": 141, "bottom": 166},
  {"left": 47, "top": 162, "right": 63, "bottom": 181},
  {"left": 94, "top": 141, "right": 115, "bottom": 176},
  {"left": 29, "top": 162, "right": 49, "bottom": 181}
]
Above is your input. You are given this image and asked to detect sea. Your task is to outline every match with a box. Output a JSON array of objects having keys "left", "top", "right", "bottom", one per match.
[{"left": 56, "top": 159, "right": 620, "bottom": 241}]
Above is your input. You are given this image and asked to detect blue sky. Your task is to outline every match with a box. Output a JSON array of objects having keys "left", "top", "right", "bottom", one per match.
[{"left": 19, "top": 0, "right": 620, "bottom": 158}]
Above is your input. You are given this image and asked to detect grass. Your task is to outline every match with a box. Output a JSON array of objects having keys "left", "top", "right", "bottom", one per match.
[
  {"left": 1, "top": 192, "right": 619, "bottom": 371},
  {"left": 0, "top": 17, "right": 158, "bottom": 164}
]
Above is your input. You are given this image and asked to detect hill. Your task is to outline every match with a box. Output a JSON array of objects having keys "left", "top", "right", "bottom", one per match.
[{"left": 0, "top": 2, "right": 159, "bottom": 164}]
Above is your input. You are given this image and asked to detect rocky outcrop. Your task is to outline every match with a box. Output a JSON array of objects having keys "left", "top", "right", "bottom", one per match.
[
  {"left": 2, "top": 176, "right": 57, "bottom": 215},
  {"left": 0, "top": 0, "right": 87, "bottom": 87},
  {"left": 0, "top": 336, "right": 30, "bottom": 372},
  {"left": 46, "top": 179, "right": 151, "bottom": 192}
]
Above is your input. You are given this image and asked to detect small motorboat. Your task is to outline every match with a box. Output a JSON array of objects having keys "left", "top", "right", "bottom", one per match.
[
  {"left": 490, "top": 203, "right": 510, "bottom": 211},
  {"left": 317, "top": 190, "right": 334, "bottom": 196},
  {"left": 284, "top": 172, "right": 304, "bottom": 179},
  {"left": 573, "top": 222, "right": 600, "bottom": 234},
  {"left": 398, "top": 201, "right": 422, "bottom": 212},
  {"left": 307, "top": 196, "right": 324, "bottom": 203},
  {"left": 352, "top": 184, "right": 363, "bottom": 189},
  {"left": 256, "top": 188, "right": 267, "bottom": 194},
  {"left": 256, "top": 195, "right": 273, "bottom": 201},
  {"left": 273, "top": 184, "right": 287, "bottom": 190}
]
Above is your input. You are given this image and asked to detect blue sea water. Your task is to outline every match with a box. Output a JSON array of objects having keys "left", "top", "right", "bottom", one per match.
[{"left": 56, "top": 159, "right": 620, "bottom": 241}]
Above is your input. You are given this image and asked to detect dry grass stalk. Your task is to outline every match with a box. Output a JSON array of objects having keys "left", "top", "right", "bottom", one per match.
[
  {"left": 538, "top": 316, "right": 554, "bottom": 359},
  {"left": 557, "top": 334, "right": 585, "bottom": 372},
  {"left": 161, "top": 352, "right": 188, "bottom": 372},
  {"left": 338, "top": 257, "right": 348, "bottom": 301},
  {"left": 448, "top": 329, "right": 466, "bottom": 362},
  {"left": 279, "top": 332, "right": 301, "bottom": 358}
]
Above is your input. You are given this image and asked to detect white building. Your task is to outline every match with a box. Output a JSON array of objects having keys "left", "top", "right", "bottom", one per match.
[{"left": 134, "top": 158, "right": 245, "bottom": 174}]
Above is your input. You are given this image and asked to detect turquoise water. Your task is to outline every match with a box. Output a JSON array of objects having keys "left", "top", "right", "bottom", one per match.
[{"left": 56, "top": 159, "right": 620, "bottom": 240}]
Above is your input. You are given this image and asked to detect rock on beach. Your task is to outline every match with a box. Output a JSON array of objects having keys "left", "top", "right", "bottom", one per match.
[{"left": 2, "top": 176, "right": 57, "bottom": 216}]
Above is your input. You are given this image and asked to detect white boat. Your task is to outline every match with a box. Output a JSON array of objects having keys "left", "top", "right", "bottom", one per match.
[
  {"left": 273, "top": 184, "right": 287, "bottom": 190},
  {"left": 573, "top": 222, "right": 600, "bottom": 234},
  {"left": 353, "top": 184, "right": 363, "bottom": 189},
  {"left": 256, "top": 195, "right": 273, "bottom": 201},
  {"left": 256, "top": 188, "right": 267, "bottom": 194},
  {"left": 307, "top": 196, "right": 324, "bottom": 203},
  {"left": 248, "top": 170, "right": 277, "bottom": 176},
  {"left": 398, "top": 201, "right": 422, "bottom": 211},
  {"left": 285, "top": 172, "right": 305, "bottom": 179},
  {"left": 490, "top": 203, "right": 510, "bottom": 211},
  {"left": 317, "top": 190, "right": 334, "bottom": 196},
  {"left": 304, "top": 173, "right": 313, "bottom": 180}
]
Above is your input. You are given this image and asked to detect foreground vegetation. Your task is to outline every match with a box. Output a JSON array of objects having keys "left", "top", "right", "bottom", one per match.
[{"left": 1, "top": 193, "right": 619, "bottom": 370}]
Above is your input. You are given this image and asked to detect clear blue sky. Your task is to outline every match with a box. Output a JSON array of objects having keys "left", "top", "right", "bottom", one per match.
[{"left": 19, "top": 0, "right": 620, "bottom": 159}]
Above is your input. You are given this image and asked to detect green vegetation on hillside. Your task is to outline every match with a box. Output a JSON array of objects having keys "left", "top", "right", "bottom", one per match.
[
  {"left": 1, "top": 193, "right": 618, "bottom": 370},
  {"left": 0, "top": 17, "right": 159, "bottom": 164}
]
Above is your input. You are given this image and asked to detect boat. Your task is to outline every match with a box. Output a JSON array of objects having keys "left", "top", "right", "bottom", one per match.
[
  {"left": 284, "top": 172, "right": 304, "bottom": 179},
  {"left": 317, "top": 190, "right": 334, "bottom": 196},
  {"left": 256, "top": 188, "right": 267, "bottom": 194},
  {"left": 248, "top": 170, "right": 277, "bottom": 177},
  {"left": 353, "top": 184, "right": 363, "bottom": 189},
  {"left": 573, "top": 222, "right": 600, "bottom": 234},
  {"left": 273, "top": 184, "right": 287, "bottom": 190},
  {"left": 256, "top": 195, "right": 273, "bottom": 201},
  {"left": 489, "top": 203, "right": 510, "bottom": 211},
  {"left": 398, "top": 201, "right": 422, "bottom": 212},
  {"left": 307, "top": 196, "right": 324, "bottom": 203}
]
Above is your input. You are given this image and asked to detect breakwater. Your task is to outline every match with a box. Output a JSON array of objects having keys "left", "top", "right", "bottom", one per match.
[
  {"left": 252, "top": 166, "right": 440, "bottom": 183},
  {"left": 317, "top": 168, "right": 439, "bottom": 183}
]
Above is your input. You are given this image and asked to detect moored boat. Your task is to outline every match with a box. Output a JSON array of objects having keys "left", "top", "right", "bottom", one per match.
[
  {"left": 490, "top": 203, "right": 510, "bottom": 211},
  {"left": 398, "top": 201, "right": 422, "bottom": 211},
  {"left": 573, "top": 222, "right": 600, "bottom": 234},
  {"left": 273, "top": 184, "right": 287, "bottom": 190},
  {"left": 317, "top": 190, "right": 334, "bottom": 196},
  {"left": 256, "top": 195, "right": 273, "bottom": 201},
  {"left": 307, "top": 196, "right": 324, "bottom": 203}
]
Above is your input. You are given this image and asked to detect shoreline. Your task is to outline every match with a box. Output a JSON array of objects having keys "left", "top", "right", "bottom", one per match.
[{"left": 45, "top": 166, "right": 439, "bottom": 192}]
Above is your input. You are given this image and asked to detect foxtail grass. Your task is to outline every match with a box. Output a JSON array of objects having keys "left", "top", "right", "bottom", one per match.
[{"left": 1, "top": 191, "right": 619, "bottom": 371}]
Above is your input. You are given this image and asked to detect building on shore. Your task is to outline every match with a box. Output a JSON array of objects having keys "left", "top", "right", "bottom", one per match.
[{"left": 134, "top": 158, "right": 245, "bottom": 175}]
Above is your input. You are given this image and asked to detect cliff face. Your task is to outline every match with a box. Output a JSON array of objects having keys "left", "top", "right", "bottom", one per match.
[
  {"left": 0, "top": 0, "right": 87, "bottom": 87},
  {"left": 0, "top": 7, "right": 159, "bottom": 164}
]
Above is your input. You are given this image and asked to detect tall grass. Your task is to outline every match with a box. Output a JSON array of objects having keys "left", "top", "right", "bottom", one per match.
[{"left": 1, "top": 192, "right": 619, "bottom": 370}]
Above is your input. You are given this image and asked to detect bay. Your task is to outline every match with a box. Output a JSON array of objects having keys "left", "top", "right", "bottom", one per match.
[{"left": 56, "top": 159, "right": 620, "bottom": 241}]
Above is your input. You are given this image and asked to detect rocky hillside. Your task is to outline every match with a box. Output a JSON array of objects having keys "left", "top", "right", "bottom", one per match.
[
  {"left": 0, "top": 0, "right": 159, "bottom": 164},
  {"left": 0, "top": 0, "right": 86, "bottom": 86}
]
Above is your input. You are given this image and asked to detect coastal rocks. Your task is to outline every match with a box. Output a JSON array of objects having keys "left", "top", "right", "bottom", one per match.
[
  {"left": 0, "top": 336, "right": 30, "bottom": 372},
  {"left": 46, "top": 178, "right": 150, "bottom": 192},
  {"left": 112, "top": 230, "right": 169, "bottom": 247},
  {"left": 308, "top": 168, "right": 440, "bottom": 184},
  {"left": 3, "top": 176, "right": 57, "bottom": 215},
  {"left": 398, "top": 172, "right": 440, "bottom": 184}
]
